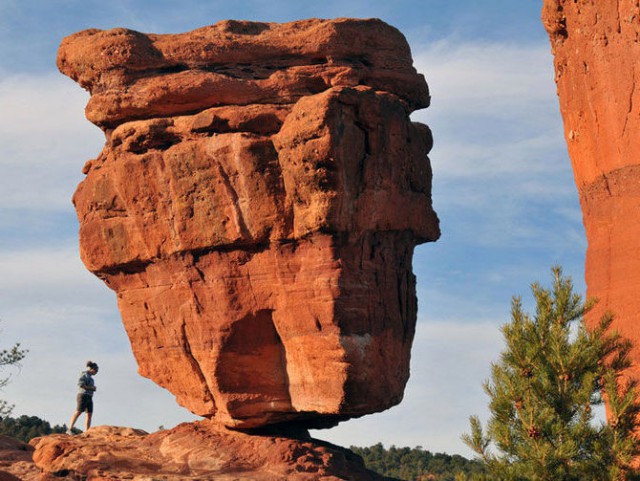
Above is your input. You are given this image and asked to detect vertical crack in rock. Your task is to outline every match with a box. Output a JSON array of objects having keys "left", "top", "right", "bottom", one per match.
[
  {"left": 622, "top": 65, "right": 636, "bottom": 138},
  {"left": 213, "top": 160, "right": 252, "bottom": 241},
  {"left": 180, "top": 320, "right": 216, "bottom": 413},
  {"left": 60, "top": 18, "right": 440, "bottom": 429}
]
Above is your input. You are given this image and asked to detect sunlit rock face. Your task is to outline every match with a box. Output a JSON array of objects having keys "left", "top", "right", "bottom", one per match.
[
  {"left": 58, "top": 18, "right": 439, "bottom": 429},
  {"left": 543, "top": 2, "right": 640, "bottom": 378}
]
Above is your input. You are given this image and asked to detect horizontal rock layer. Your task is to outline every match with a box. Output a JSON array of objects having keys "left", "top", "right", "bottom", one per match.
[
  {"left": 59, "top": 18, "right": 439, "bottom": 429},
  {"left": 543, "top": 1, "right": 640, "bottom": 380},
  {"left": 58, "top": 19, "right": 429, "bottom": 128}
]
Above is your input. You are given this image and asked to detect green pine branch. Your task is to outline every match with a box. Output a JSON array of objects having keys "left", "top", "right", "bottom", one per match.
[{"left": 463, "top": 267, "right": 640, "bottom": 481}]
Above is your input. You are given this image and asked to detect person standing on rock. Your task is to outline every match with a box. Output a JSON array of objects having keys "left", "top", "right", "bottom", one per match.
[{"left": 67, "top": 361, "right": 98, "bottom": 434}]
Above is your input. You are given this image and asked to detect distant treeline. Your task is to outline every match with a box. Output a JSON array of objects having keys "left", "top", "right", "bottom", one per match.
[
  {"left": 0, "top": 415, "right": 70, "bottom": 442},
  {"left": 350, "top": 443, "right": 485, "bottom": 481}
]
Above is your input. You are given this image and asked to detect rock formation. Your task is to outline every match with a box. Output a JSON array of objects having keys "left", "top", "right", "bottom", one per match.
[
  {"left": 57, "top": 18, "right": 438, "bottom": 431},
  {"left": 542, "top": 3, "right": 640, "bottom": 376},
  {"left": 31, "top": 423, "right": 393, "bottom": 480},
  {"left": 0, "top": 436, "right": 38, "bottom": 481}
]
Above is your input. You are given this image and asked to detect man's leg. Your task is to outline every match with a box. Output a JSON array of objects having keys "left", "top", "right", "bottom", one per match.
[
  {"left": 85, "top": 396, "right": 94, "bottom": 430},
  {"left": 68, "top": 411, "right": 81, "bottom": 433}
]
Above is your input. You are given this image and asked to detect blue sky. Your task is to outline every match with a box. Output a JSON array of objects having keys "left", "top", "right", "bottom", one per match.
[{"left": 0, "top": 0, "right": 586, "bottom": 456}]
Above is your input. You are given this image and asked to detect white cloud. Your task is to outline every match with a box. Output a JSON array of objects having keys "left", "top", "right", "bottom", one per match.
[
  {"left": 0, "top": 74, "right": 104, "bottom": 211},
  {"left": 0, "top": 245, "right": 112, "bottom": 325},
  {"left": 0, "top": 75, "right": 87, "bottom": 136},
  {"left": 413, "top": 40, "right": 558, "bottom": 123},
  {"left": 0, "top": 247, "right": 87, "bottom": 289},
  {"left": 431, "top": 132, "right": 567, "bottom": 181},
  {"left": 412, "top": 40, "right": 567, "bottom": 183},
  {"left": 407, "top": 40, "right": 584, "bottom": 251}
]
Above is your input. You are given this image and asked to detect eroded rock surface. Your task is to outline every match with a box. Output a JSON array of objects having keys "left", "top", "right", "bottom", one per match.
[
  {"left": 543, "top": 2, "right": 640, "bottom": 375},
  {"left": 31, "top": 423, "right": 395, "bottom": 481},
  {"left": 58, "top": 18, "right": 439, "bottom": 429},
  {"left": 0, "top": 435, "right": 38, "bottom": 481}
]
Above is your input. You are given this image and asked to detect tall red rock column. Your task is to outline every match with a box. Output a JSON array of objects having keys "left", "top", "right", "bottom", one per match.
[
  {"left": 58, "top": 19, "right": 439, "bottom": 430},
  {"left": 543, "top": 2, "right": 640, "bottom": 372}
]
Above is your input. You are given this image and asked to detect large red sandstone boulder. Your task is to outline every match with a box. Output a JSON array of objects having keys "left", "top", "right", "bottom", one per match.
[
  {"left": 31, "top": 423, "right": 395, "bottom": 481},
  {"left": 542, "top": 2, "right": 640, "bottom": 382},
  {"left": 58, "top": 18, "right": 439, "bottom": 429}
]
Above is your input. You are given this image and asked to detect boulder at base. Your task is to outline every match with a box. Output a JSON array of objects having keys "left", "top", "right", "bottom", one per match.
[{"left": 32, "top": 423, "right": 399, "bottom": 481}]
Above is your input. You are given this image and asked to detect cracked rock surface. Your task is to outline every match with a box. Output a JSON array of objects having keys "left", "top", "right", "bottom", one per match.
[{"left": 59, "top": 18, "right": 439, "bottom": 430}]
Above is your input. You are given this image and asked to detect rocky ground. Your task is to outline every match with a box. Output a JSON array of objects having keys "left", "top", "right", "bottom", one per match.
[
  {"left": 0, "top": 435, "right": 39, "bottom": 481},
  {"left": 0, "top": 421, "right": 397, "bottom": 480}
]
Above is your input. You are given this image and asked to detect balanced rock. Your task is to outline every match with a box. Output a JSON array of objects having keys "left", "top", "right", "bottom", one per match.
[
  {"left": 58, "top": 19, "right": 439, "bottom": 429},
  {"left": 542, "top": 3, "right": 640, "bottom": 375}
]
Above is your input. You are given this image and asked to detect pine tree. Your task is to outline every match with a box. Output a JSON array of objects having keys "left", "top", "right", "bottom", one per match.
[{"left": 462, "top": 266, "right": 640, "bottom": 481}]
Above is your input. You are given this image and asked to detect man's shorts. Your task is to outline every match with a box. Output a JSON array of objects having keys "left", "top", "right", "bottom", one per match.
[{"left": 76, "top": 393, "right": 94, "bottom": 413}]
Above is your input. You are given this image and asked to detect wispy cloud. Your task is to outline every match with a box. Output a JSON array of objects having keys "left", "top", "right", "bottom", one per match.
[
  {"left": 413, "top": 40, "right": 558, "bottom": 124},
  {"left": 412, "top": 40, "right": 567, "bottom": 182},
  {"left": 0, "top": 74, "right": 103, "bottom": 211},
  {"left": 0, "top": 247, "right": 87, "bottom": 289},
  {"left": 408, "top": 40, "right": 583, "bottom": 253}
]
